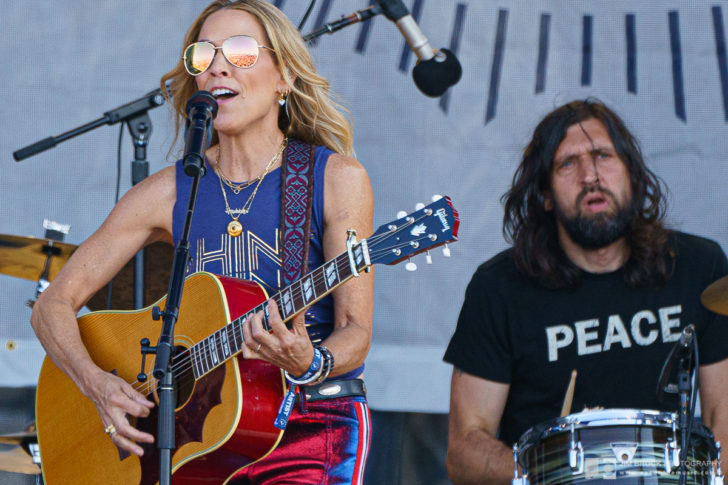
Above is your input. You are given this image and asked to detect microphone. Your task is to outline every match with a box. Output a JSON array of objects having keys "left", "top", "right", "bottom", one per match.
[
  {"left": 183, "top": 91, "right": 218, "bottom": 177},
  {"left": 375, "top": 0, "right": 462, "bottom": 97},
  {"left": 656, "top": 324, "right": 696, "bottom": 405}
]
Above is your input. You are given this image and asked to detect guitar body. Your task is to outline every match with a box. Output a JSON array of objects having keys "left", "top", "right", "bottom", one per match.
[{"left": 36, "top": 272, "right": 285, "bottom": 485}]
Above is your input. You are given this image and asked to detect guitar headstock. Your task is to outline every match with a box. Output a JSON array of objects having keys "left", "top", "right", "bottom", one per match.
[{"left": 365, "top": 196, "right": 459, "bottom": 266}]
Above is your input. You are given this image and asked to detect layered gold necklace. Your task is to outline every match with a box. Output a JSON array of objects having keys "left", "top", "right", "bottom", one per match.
[{"left": 216, "top": 137, "right": 288, "bottom": 237}]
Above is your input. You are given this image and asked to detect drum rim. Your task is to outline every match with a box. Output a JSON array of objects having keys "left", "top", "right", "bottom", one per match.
[{"left": 515, "top": 408, "right": 713, "bottom": 452}]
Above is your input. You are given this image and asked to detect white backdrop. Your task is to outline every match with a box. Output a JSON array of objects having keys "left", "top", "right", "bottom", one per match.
[{"left": 1, "top": 1, "right": 727, "bottom": 413}]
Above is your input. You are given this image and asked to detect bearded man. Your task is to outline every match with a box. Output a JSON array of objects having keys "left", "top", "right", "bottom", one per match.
[{"left": 443, "top": 100, "right": 728, "bottom": 484}]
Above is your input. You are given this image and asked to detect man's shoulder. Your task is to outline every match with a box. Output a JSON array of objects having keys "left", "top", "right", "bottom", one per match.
[
  {"left": 468, "top": 247, "right": 524, "bottom": 290},
  {"left": 670, "top": 230, "right": 724, "bottom": 255},
  {"left": 474, "top": 247, "right": 516, "bottom": 274}
]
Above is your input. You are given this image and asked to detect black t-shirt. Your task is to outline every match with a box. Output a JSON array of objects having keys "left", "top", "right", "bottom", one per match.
[{"left": 444, "top": 232, "right": 728, "bottom": 446}]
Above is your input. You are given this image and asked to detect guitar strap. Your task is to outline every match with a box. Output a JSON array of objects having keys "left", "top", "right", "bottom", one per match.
[{"left": 280, "top": 138, "right": 315, "bottom": 287}]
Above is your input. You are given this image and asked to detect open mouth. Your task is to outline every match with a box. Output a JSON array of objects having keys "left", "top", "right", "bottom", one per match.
[
  {"left": 210, "top": 88, "right": 238, "bottom": 100},
  {"left": 582, "top": 192, "right": 610, "bottom": 212}
]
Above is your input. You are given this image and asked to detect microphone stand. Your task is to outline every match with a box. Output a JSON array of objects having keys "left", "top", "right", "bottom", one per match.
[
  {"left": 145, "top": 151, "right": 206, "bottom": 485},
  {"left": 677, "top": 351, "right": 693, "bottom": 485},
  {"left": 655, "top": 324, "right": 698, "bottom": 485},
  {"left": 302, "top": 4, "right": 381, "bottom": 42},
  {"left": 148, "top": 91, "right": 214, "bottom": 485},
  {"left": 13, "top": 87, "right": 168, "bottom": 310}
]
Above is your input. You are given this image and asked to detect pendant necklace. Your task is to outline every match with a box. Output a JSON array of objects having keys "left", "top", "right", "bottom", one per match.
[{"left": 216, "top": 137, "right": 288, "bottom": 237}]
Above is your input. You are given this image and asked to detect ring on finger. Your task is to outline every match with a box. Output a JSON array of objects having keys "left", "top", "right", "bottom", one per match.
[
  {"left": 104, "top": 424, "right": 117, "bottom": 435},
  {"left": 255, "top": 343, "right": 262, "bottom": 352}
]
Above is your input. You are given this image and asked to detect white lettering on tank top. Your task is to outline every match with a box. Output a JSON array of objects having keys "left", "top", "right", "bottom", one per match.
[{"left": 545, "top": 305, "right": 688, "bottom": 362}]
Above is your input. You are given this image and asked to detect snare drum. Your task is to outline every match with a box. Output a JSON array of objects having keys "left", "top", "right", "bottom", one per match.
[{"left": 512, "top": 409, "right": 724, "bottom": 484}]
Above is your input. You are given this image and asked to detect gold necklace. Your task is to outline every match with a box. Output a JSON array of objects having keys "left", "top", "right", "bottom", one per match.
[
  {"left": 216, "top": 137, "right": 288, "bottom": 237},
  {"left": 216, "top": 147, "right": 258, "bottom": 194}
]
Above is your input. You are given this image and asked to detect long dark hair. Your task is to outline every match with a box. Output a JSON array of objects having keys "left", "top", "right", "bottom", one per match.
[{"left": 502, "top": 99, "right": 672, "bottom": 289}]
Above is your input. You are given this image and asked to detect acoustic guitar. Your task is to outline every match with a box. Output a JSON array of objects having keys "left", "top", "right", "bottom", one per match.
[{"left": 35, "top": 196, "right": 459, "bottom": 484}]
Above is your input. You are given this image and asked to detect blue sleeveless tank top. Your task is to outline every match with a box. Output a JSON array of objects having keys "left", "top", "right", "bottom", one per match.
[{"left": 172, "top": 143, "right": 364, "bottom": 379}]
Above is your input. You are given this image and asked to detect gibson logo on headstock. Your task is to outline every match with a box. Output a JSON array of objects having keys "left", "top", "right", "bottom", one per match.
[{"left": 436, "top": 208, "right": 450, "bottom": 232}]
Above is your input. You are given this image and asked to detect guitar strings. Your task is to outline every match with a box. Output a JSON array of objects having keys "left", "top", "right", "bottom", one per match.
[
  {"left": 130, "top": 219, "right": 441, "bottom": 396},
  {"left": 129, "top": 211, "right": 445, "bottom": 395},
  {"left": 131, "top": 234, "right": 433, "bottom": 396}
]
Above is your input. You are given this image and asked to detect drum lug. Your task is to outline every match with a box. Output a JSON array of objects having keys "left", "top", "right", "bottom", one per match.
[
  {"left": 664, "top": 439, "right": 680, "bottom": 473},
  {"left": 511, "top": 443, "right": 530, "bottom": 485},
  {"left": 569, "top": 423, "right": 584, "bottom": 474},
  {"left": 713, "top": 441, "right": 724, "bottom": 485}
]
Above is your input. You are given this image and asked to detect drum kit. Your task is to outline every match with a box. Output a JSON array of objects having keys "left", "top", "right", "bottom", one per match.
[
  {"left": 508, "top": 278, "right": 728, "bottom": 484},
  {"left": 0, "top": 232, "right": 172, "bottom": 478}
]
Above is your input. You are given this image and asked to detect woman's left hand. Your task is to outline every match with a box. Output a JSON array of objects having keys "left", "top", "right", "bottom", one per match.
[{"left": 241, "top": 298, "right": 315, "bottom": 376}]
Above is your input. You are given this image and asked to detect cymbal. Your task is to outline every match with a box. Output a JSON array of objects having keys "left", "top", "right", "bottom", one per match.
[
  {"left": 86, "top": 241, "right": 174, "bottom": 311},
  {"left": 0, "top": 234, "right": 76, "bottom": 282},
  {"left": 701, "top": 275, "right": 728, "bottom": 316}
]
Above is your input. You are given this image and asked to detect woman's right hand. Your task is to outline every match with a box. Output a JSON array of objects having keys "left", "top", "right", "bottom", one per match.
[{"left": 85, "top": 368, "right": 156, "bottom": 456}]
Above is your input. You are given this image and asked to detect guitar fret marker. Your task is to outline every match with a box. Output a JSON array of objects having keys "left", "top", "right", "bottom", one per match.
[
  {"left": 210, "top": 335, "right": 220, "bottom": 365},
  {"left": 325, "top": 262, "right": 337, "bottom": 287},
  {"left": 282, "top": 288, "right": 293, "bottom": 317},
  {"left": 221, "top": 330, "right": 231, "bottom": 358},
  {"left": 303, "top": 276, "right": 315, "bottom": 302}
]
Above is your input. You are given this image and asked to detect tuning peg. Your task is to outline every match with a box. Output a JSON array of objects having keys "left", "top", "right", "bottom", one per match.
[
  {"left": 397, "top": 210, "right": 407, "bottom": 219},
  {"left": 405, "top": 258, "right": 417, "bottom": 271},
  {"left": 425, "top": 250, "right": 433, "bottom": 264},
  {"left": 431, "top": 194, "right": 443, "bottom": 202},
  {"left": 415, "top": 202, "right": 425, "bottom": 211},
  {"left": 442, "top": 244, "right": 451, "bottom": 258}
]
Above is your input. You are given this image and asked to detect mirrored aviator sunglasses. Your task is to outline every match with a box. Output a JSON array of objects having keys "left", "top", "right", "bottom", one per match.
[{"left": 183, "top": 35, "right": 274, "bottom": 76}]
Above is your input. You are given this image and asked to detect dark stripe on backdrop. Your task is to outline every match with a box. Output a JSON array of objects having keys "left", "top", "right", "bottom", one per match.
[
  {"left": 626, "top": 13, "right": 637, "bottom": 94},
  {"left": 485, "top": 9, "right": 508, "bottom": 124},
  {"left": 712, "top": 6, "right": 728, "bottom": 121},
  {"left": 668, "top": 10, "right": 686, "bottom": 121},
  {"left": 440, "top": 3, "right": 467, "bottom": 113},
  {"left": 535, "top": 13, "right": 551, "bottom": 93}
]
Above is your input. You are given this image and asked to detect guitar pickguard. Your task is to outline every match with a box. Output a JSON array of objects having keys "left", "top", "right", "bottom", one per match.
[{"left": 136, "top": 365, "right": 225, "bottom": 485}]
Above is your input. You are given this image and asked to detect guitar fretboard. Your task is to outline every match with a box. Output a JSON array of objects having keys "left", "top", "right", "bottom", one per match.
[{"left": 187, "top": 242, "right": 368, "bottom": 380}]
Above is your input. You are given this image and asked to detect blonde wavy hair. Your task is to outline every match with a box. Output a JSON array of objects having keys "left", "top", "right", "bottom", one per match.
[{"left": 161, "top": 0, "right": 354, "bottom": 156}]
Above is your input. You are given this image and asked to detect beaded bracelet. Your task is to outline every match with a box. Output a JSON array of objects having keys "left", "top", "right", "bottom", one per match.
[
  {"left": 283, "top": 347, "right": 323, "bottom": 385},
  {"left": 309, "top": 345, "right": 334, "bottom": 385}
]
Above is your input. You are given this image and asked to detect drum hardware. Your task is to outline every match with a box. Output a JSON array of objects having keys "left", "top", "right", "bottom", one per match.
[
  {"left": 512, "top": 443, "right": 529, "bottom": 485},
  {"left": 610, "top": 442, "right": 638, "bottom": 465},
  {"left": 568, "top": 423, "right": 584, "bottom": 474},
  {"left": 715, "top": 442, "right": 724, "bottom": 485},
  {"left": 34, "top": 219, "right": 71, "bottom": 299},
  {"left": 665, "top": 438, "right": 680, "bottom": 473}
]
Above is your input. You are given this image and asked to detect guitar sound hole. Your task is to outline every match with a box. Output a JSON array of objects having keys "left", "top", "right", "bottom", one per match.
[
  {"left": 151, "top": 345, "right": 196, "bottom": 409},
  {"left": 173, "top": 345, "right": 195, "bottom": 409}
]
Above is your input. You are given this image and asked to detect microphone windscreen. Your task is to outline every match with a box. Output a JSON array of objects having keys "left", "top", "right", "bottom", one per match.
[
  {"left": 185, "top": 90, "right": 218, "bottom": 119},
  {"left": 412, "top": 49, "right": 463, "bottom": 97}
]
